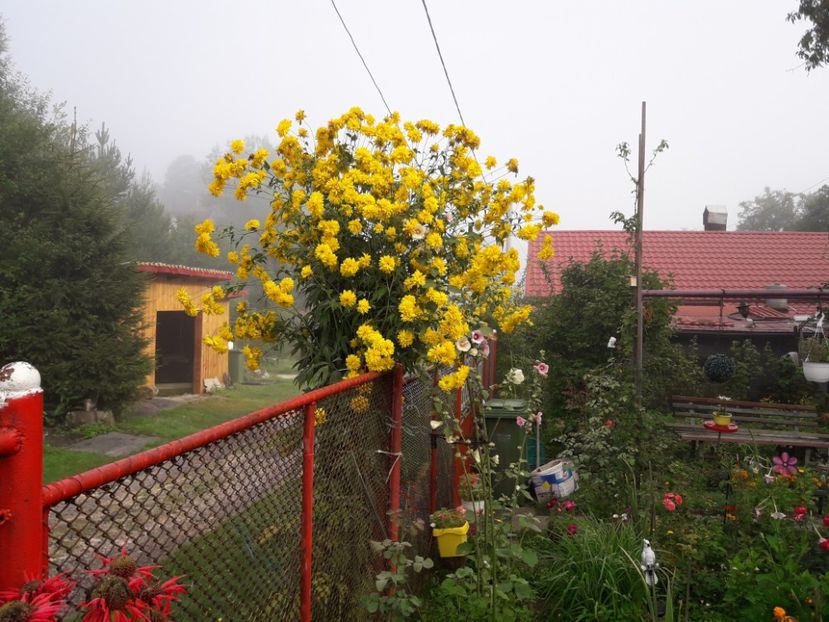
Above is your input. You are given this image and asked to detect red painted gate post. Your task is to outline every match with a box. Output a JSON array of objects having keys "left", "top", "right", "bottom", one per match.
[
  {"left": 300, "top": 401, "right": 316, "bottom": 622},
  {"left": 388, "top": 365, "right": 403, "bottom": 542},
  {"left": 0, "top": 362, "right": 45, "bottom": 592}
]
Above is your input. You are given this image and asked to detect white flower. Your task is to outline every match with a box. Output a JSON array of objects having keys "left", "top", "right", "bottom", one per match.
[
  {"left": 471, "top": 329, "right": 485, "bottom": 345},
  {"left": 430, "top": 420, "right": 443, "bottom": 430},
  {"left": 473, "top": 449, "right": 481, "bottom": 464},
  {"left": 491, "top": 454, "right": 500, "bottom": 465},
  {"left": 469, "top": 347, "right": 479, "bottom": 357},
  {"left": 455, "top": 336, "right": 471, "bottom": 353},
  {"left": 771, "top": 511, "right": 786, "bottom": 520},
  {"left": 717, "top": 395, "right": 732, "bottom": 401},
  {"left": 411, "top": 223, "right": 427, "bottom": 240},
  {"left": 506, "top": 368, "right": 525, "bottom": 385}
]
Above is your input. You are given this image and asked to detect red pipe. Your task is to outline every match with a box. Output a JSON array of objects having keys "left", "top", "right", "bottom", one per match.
[
  {"left": 452, "top": 386, "right": 465, "bottom": 507},
  {"left": 0, "top": 388, "right": 45, "bottom": 591},
  {"left": 642, "top": 287, "right": 826, "bottom": 300},
  {"left": 429, "top": 433, "right": 438, "bottom": 513},
  {"left": 42, "top": 371, "right": 383, "bottom": 508},
  {"left": 388, "top": 365, "right": 403, "bottom": 542},
  {"left": 300, "top": 401, "right": 315, "bottom": 622}
]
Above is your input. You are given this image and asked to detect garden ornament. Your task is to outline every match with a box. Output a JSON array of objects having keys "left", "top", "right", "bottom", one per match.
[{"left": 640, "top": 539, "right": 658, "bottom": 586}]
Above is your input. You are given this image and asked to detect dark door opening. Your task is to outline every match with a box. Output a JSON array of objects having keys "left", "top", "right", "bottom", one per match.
[{"left": 155, "top": 311, "right": 196, "bottom": 392}]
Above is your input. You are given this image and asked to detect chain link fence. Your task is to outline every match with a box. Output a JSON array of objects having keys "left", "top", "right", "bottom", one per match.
[{"left": 44, "top": 372, "right": 461, "bottom": 621}]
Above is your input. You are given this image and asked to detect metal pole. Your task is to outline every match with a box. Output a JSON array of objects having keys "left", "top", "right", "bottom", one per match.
[
  {"left": 634, "top": 101, "right": 647, "bottom": 404},
  {"left": 389, "top": 365, "right": 403, "bottom": 542},
  {"left": 300, "top": 401, "right": 316, "bottom": 622},
  {"left": 0, "top": 362, "right": 44, "bottom": 592}
]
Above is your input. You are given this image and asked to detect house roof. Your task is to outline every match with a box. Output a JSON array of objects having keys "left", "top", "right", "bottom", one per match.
[
  {"left": 136, "top": 262, "right": 233, "bottom": 281},
  {"left": 526, "top": 230, "right": 829, "bottom": 298}
]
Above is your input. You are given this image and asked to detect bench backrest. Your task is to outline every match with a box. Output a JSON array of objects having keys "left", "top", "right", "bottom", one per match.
[{"left": 671, "top": 395, "right": 818, "bottom": 431}]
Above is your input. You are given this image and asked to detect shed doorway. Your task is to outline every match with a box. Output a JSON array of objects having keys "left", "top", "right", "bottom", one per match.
[{"left": 155, "top": 311, "right": 196, "bottom": 394}]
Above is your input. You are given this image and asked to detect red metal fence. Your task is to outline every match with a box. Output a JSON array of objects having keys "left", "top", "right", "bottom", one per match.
[{"left": 0, "top": 361, "right": 469, "bottom": 621}]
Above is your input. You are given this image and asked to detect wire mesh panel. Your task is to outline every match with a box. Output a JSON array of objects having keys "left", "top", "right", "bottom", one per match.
[
  {"left": 310, "top": 376, "right": 392, "bottom": 620},
  {"left": 48, "top": 410, "right": 306, "bottom": 621},
  {"left": 44, "top": 372, "right": 449, "bottom": 621}
]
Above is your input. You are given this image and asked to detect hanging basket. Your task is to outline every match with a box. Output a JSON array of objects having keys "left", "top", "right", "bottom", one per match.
[
  {"left": 704, "top": 354, "right": 736, "bottom": 383},
  {"left": 799, "top": 312, "right": 829, "bottom": 383}
]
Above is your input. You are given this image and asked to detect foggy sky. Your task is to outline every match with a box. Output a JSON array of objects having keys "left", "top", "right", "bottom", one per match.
[{"left": 3, "top": 1, "right": 828, "bottom": 232}]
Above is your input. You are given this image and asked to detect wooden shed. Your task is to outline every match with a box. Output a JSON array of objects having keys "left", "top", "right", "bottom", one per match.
[{"left": 137, "top": 262, "right": 233, "bottom": 395}]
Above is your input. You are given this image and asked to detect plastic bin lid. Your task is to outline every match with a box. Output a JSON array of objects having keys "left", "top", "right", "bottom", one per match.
[{"left": 484, "top": 398, "right": 528, "bottom": 417}]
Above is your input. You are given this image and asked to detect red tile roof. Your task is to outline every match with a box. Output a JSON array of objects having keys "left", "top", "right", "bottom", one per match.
[
  {"left": 136, "top": 262, "right": 233, "bottom": 281},
  {"left": 526, "top": 231, "right": 829, "bottom": 298}
]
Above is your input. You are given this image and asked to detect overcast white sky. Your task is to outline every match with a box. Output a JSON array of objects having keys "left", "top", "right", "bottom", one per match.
[{"left": 3, "top": 1, "right": 828, "bottom": 232}]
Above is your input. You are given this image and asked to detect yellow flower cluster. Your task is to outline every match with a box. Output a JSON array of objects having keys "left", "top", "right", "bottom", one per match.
[{"left": 196, "top": 108, "right": 559, "bottom": 386}]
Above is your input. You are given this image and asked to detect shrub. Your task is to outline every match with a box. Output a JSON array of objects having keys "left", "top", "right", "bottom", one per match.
[{"left": 703, "top": 354, "right": 736, "bottom": 383}]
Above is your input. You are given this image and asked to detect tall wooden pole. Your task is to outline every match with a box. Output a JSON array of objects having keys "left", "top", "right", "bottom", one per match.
[{"left": 634, "top": 102, "right": 647, "bottom": 404}]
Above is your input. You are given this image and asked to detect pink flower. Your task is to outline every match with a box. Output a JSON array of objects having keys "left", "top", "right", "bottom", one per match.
[
  {"left": 516, "top": 416, "right": 527, "bottom": 428},
  {"left": 662, "top": 497, "right": 676, "bottom": 512},
  {"left": 794, "top": 506, "right": 807, "bottom": 522},
  {"left": 546, "top": 498, "right": 558, "bottom": 510},
  {"left": 605, "top": 419, "right": 614, "bottom": 429},
  {"left": 562, "top": 500, "right": 576, "bottom": 512},
  {"left": 470, "top": 330, "right": 485, "bottom": 345},
  {"left": 566, "top": 523, "right": 578, "bottom": 536},
  {"left": 533, "top": 362, "right": 549, "bottom": 377},
  {"left": 533, "top": 412, "right": 543, "bottom": 425},
  {"left": 772, "top": 452, "right": 798, "bottom": 475},
  {"left": 662, "top": 491, "right": 683, "bottom": 512},
  {"left": 481, "top": 339, "right": 490, "bottom": 358}
]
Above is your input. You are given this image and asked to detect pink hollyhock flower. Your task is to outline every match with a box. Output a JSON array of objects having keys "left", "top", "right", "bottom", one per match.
[
  {"left": 470, "top": 330, "right": 485, "bottom": 345},
  {"left": 772, "top": 452, "right": 798, "bottom": 475},
  {"left": 533, "top": 362, "right": 549, "bottom": 377},
  {"left": 562, "top": 500, "right": 576, "bottom": 512},
  {"left": 566, "top": 523, "right": 578, "bottom": 536},
  {"left": 516, "top": 416, "right": 527, "bottom": 428}
]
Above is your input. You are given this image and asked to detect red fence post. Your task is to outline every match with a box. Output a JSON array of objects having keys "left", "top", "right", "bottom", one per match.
[
  {"left": 301, "top": 401, "right": 316, "bottom": 622},
  {"left": 0, "top": 362, "right": 44, "bottom": 592},
  {"left": 388, "top": 365, "right": 403, "bottom": 542}
]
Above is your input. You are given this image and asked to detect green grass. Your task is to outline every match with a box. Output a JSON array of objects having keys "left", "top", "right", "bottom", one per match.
[
  {"left": 118, "top": 382, "right": 300, "bottom": 443},
  {"left": 43, "top": 445, "right": 112, "bottom": 483},
  {"left": 44, "top": 380, "right": 300, "bottom": 483}
]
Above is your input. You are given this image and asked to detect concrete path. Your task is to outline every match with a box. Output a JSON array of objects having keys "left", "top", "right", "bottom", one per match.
[{"left": 66, "top": 432, "right": 159, "bottom": 457}]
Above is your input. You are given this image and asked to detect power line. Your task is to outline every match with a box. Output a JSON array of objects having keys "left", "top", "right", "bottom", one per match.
[
  {"left": 329, "top": 0, "right": 392, "bottom": 116},
  {"left": 799, "top": 175, "right": 829, "bottom": 194},
  {"left": 420, "top": 0, "right": 468, "bottom": 128}
]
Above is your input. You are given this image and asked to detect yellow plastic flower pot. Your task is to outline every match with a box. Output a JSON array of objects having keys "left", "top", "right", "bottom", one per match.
[
  {"left": 433, "top": 521, "right": 470, "bottom": 558},
  {"left": 713, "top": 413, "right": 732, "bottom": 426}
]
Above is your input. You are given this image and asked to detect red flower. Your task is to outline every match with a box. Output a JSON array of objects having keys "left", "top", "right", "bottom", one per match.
[
  {"left": 546, "top": 498, "right": 558, "bottom": 510},
  {"left": 821, "top": 538, "right": 829, "bottom": 551},
  {"left": 604, "top": 420, "right": 614, "bottom": 428},
  {"left": 823, "top": 515, "right": 829, "bottom": 527},
  {"left": 562, "top": 500, "right": 576, "bottom": 512},
  {"left": 662, "top": 491, "right": 684, "bottom": 512},
  {"left": 566, "top": 523, "right": 578, "bottom": 536},
  {"left": 662, "top": 497, "right": 676, "bottom": 512},
  {"left": 0, "top": 592, "right": 66, "bottom": 622},
  {"left": 794, "top": 506, "right": 807, "bottom": 516},
  {"left": 724, "top": 504, "right": 736, "bottom": 513}
]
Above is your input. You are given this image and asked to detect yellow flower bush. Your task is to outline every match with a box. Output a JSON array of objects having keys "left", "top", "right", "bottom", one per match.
[{"left": 196, "top": 108, "right": 558, "bottom": 388}]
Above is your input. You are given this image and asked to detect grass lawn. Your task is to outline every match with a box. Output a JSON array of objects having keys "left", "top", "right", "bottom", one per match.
[{"left": 44, "top": 378, "right": 300, "bottom": 483}]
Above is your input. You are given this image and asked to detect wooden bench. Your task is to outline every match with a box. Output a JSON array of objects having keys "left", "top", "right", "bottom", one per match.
[{"left": 670, "top": 395, "right": 829, "bottom": 463}]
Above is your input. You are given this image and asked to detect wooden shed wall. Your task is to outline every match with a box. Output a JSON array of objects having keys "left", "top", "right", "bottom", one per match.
[{"left": 141, "top": 277, "right": 230, "bottom": 392}]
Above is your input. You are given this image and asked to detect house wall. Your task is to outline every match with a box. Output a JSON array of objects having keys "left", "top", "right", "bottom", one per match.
[{"left": 141, "top": 276, "right": 230, "bottom": 393}]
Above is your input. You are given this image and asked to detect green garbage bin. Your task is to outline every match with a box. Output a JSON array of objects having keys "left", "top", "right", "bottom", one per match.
[
  {"left": 484, "top": 398, "right": 528, "bottom": 497},
  {"left": 228, "top": 349, "right": 245, "bottom": 385}
]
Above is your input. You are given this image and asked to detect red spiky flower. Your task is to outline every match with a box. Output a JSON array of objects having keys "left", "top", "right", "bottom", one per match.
[{"left": 0, "top": 592, "right": 66, "bottom": 622}]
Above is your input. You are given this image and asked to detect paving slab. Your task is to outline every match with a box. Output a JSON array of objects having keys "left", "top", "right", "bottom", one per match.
[{"left": 67, "top": 432, "right": 159, "bottom": 457}]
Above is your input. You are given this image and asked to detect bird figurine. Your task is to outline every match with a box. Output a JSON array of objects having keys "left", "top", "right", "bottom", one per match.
[{"left": 641, "top": 539, "right": 658, "bottom": 586}]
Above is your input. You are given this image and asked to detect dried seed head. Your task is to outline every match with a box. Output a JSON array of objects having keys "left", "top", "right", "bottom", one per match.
[
  {"left": 94, "top": 575, "right": 131, "bottom": 611},
  {"left": 109, "top": 554, "right": 138, "bottom": 579},
  {"left": 0, "top": 601, "right": 34, "bottom": 622}
]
